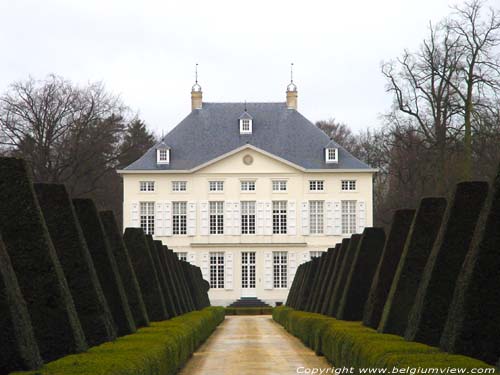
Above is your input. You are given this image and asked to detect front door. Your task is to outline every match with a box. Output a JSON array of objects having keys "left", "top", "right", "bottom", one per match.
[{"left": 241, "top": 251, "right": 256, "bottom": 297}]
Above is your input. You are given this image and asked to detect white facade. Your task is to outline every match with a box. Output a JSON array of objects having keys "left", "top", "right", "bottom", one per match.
[{"left": 120, "top": 145, "right": 374, "bottom": 306}]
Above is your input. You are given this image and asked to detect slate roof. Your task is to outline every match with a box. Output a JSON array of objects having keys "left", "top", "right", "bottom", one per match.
[{"left": 123, "top": 102, "right": 373, "bottom": 171}]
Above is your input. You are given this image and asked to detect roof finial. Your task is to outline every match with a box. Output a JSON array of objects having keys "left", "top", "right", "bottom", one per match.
[
  {"left": 244, "top": 100, "right": 247, "bottom": 112},
  {"left": 192, "top": 63, "right": 202, "bottom": 93},
  {"left": 290, "top": 62, "right": 294, "bottom": 84},
  {"left": 195, "top": 63, "right": 198, "bottom": 84},
  {"left": 287, "top": 62, "right": 297, "bottom": 92}
]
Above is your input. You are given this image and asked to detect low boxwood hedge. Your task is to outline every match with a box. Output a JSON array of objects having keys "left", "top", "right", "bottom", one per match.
[
  {"left": 225, "top": 307, "right": 273, "bottom": 315},
  {"left": 12, "top": 307, "right": 225, "bottom": 375},
  {"left": 273, "top": 306, "right": 495, "bottom": 371}
]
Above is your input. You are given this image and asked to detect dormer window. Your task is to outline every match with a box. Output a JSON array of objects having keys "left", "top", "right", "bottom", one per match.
[
  {"left": 157, "top": 148, "right": 170, "bottom": 164},
  {"left": 325, "top": 147, "right": 338, "bottom": 163},
  {"left": 239, "top": 110, "right": 253, "bottom": 134}
]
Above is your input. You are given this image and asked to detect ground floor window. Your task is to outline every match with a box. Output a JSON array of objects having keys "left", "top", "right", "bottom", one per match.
[
  {"left": 273, "top": 251, "right": 288, "bottom": 288},
  {"left": 241, "top": 252, "right": 256, "bottom": 289},
  {"left": 140, "top": 201, "right": 155, "bottom": 235},
  {"left": 176, "top": 252, "right": 187, "bottom": 262},
  {"left": 209, "top": 251, "right": 225, "bottom": 289}
]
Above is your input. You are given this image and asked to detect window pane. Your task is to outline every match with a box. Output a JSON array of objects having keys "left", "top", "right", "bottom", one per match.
[{"left": 140, "top": 201, "right": 155, "bottom": 235}]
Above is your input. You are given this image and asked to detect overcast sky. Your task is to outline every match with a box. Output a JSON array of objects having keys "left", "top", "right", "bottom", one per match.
[{"left": 0, "top": 0, "right": 495, "bottom": 135}]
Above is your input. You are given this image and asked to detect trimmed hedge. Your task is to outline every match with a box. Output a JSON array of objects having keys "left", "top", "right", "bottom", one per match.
[
  {"left": 157, "top": 245, "right": 183, "bottom": 315},
  {"left": 73, "top": 199, "right": 136, "bottom": 337},
  {"left": 378, "top": 198, "right": 447, "bottom": 336},
  {"left": 320, "top": 242, "right": 345, "bottom": 315},
  {"left": 123, "top": 229, "right": 168, "bottom": 321},
  {"left": 363, "top": 210, "right": 415, "bottom": 329},
  {"left": 406, "top": 182, "right": 489, "bottom": 346},
  {"left": 0, "top": 157, "right": 86, "bottom": 362},
  {"left": 313, "top": 246, "right": 339, "bottom": 313},
  {"left": 225, "top": 307, "right": 273, "bottom": 315},
  {"left": 305, "top": 251, "right": 328, "bottom": 312},
  {"left": 337, "top": 228, "right": 386, "bottom": 321},
  {"left": 297, "top": 258, "right": 320, "bottom": 310},
  {"left": 440, "top": 167, "right": 500, "bottom": 365},
  {"left": 166, "top": 248, "right": 195, "bottom": 312},
  {"left": 35, "top": 184, "right": 116, "bottom": 347},
  {"left": 12, "top": 307, "right": 225, "bottom": 375},
  {"left": 99, "top": 211, "right": 150, "bottom": 329},
  {"left": 152, "top": 241, "right": 179, "bottom": 317},
  {"left": 145, "top": 235, "right": 172, "bottom": 318},
  {"left": 163, "top": 247, "right": 190, "bottom": 314},
  {"left": 273, "top": 306, "right": 495, "bottom": 370},
  {"left": 0, "top": 235, "right": 42, "bottom": 374}
]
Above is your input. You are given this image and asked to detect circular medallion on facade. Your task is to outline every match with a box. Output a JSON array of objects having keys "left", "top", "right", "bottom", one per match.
[{"left": 243, "top": 154, "right": 254, "bottom": 165}]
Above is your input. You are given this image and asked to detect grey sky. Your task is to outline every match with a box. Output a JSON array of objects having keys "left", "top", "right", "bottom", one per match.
[{"left": 0, "top": 0, "right": 494, "bottom": 134}]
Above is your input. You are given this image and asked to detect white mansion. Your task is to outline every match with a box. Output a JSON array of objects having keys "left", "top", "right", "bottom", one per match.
[{"left": 118, "top": 78, "right": 375, "bottom": 306}]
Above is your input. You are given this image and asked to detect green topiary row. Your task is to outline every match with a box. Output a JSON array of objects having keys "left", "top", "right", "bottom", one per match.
[
  {"left": 11, "top": 307, "right": 225, "bottom": 375},
  {"left": 273, "top": 306, "right": 495, "bottom": 370},
  {"left": 225, "top": 307, "right": 273, "bottom": 315}
]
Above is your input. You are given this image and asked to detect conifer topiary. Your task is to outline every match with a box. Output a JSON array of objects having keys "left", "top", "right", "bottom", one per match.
[
  {"left": 321, "top": 239, "right": 350, "bottom": 315},
  {"left": 157, "top": 245, "right": 183, "bottom": 315},
  {"left": 312, "top": 246, "right": 339, "bottom": 313},
  {"left": 166, "top": 247, "right": 195, "bottom": 312},
  {"left": 35, "top": 184, "right": 116, "bottom": 346},
  {"left": 152, "top": 240, "right": 178, "bottom": 317},
  {"left": 305, "top": 251, "right": 328, "bottom": 312},
  {"left": 0, "top": 157, "right": 86, "bottom": 361},
  {"left": 406, "top": 182, "right": 488, "bottom": 346}
]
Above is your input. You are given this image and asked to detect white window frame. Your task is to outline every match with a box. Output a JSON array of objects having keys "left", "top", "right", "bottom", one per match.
[
  {"left": 241, "top": 201, "right": 256, "bottom": 234},
  {"left": 139, "top": 181, "right": 155, "bottom": 192},
  {"left": 309, "top": 200, "right": 324, "bottom": 234},
  {"left": 272, "top": 200, "right": 287, "bottom": 234},
  {"left": 241, "top": 252, "right": 256, "bottom": 289},
  {"left": 176, "top": 252, "right": 187, "bottom": 262},
  {"left": 241, "top": 180, "right": 256, "bottom": 192},
  {"left": 325, "top": 148, "right": 338, "bottom": 163},
  {"left": 172, "top": 181, "right": 187, "bottom": 192},
  {"left": 209, "top": 201, "right": 224, "bottom": 235},
  {"left": 309, "top": 180, "right": 324, "bottom": 191},
  {"left": 209, "top": 252, "right": 225, "bottom": 289},
  {"left": 157, "top": 149, "right": 170, "bottom": 164},
  {"left": 172, "top": 201, "right": 187, "bottom": 235},
  {"left": 240, "top": 119, "right": 252, "bottom": 134},
  {"left": 209, "top": 181, "right": 224, "bottom": 192},
  {"left": 310, "top": 251, "right": 324, "bottom": 258},
  {"left": 341, "top": 200, "right": 357, "bottom": 235},
  {"left": 272, "top": 180, "right": 287, "bottom": 192},
  {"left": 341, "top": 180, "right": 357, "bottom": 191},
  {"left": 140, "top": 201, "right": 155, "bottom": 235},
  {"left": 273, "top": 251, "right": 288, "bottom": 288}
]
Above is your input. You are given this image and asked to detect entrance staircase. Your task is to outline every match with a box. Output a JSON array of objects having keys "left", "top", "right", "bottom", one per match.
[{"left": 228, "top": 297, "right": 271, "bottom": 308}]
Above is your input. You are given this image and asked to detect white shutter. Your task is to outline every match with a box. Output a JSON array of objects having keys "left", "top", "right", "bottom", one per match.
[
  {"left": 301, "top": 201, "right": 310, "bottom": 235},
  {"left": 357, "top": 201, "right": 366, "bottom": 234},
  {"left": 289, "top": 252, "right": 297, "bottom": 281},
  {"left": 200, "top": 201, "right": 209, "bottom": 235},
  {"left": 164, "top": 201, "right": 172, "bottom": 236},
  {"left": 264, "top": 201, "right": 273, "bottom": 235},
  {"left": 131, "top": 201, "right": 139, "bottom": 228},
  {"left": 224, "top": 201, "right": 232, "bottom": 235},
  {"left": 326, "top": 201, "right": 335, "bottom": 235},
  {"left": 188, "top": 252, "right": 197, "bottom": 265},
  {"left": 155, "top": 202, "right": 164, "bottom": 236},
  {"left": 233, "top": 202, "right": 241, "bottom": 235},
  {"left": 264, "top": 251, "right": 273, "bottom": 289},
  {"left": 200, "top": 252, "right": 209, "bottom": 281},
  {"left": 256, "top": 201, "right": 265, "bottom": 235},
  {"left": 187, "top": 201, "right": 197, "bottom": 236},
  {"left": 287, "top": 200, "right": 297, "bottom": 235},
  {"left": 225, "top": 251, "right": 233, "bottom": 290},
  {"left": 333, "top": 201, "right": 342, "bottom": 235}
]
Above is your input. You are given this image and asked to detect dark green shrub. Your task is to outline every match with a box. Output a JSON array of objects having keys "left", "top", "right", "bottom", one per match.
[
  {"left": 152, "top": 240, "right": 179, "bottom": 316},
  {"left": 157, "top": 245, "right": 183, "bottom": 315},
  {"left": 362, "top": 209, "right": 415, "bottom": 329},
  {"left": 406, "top": 182, "right": 489, "bottom": 346},
  {"left": 286, "top": 262, "right": 305, "bottom": 307},
  {"left": 312, "top": 245, "right": 339, "bottom": 313},
  {"left": 73, "top": 199, "right": 136, "bottom": 336},
  {"left": 440, "top": 167, "right": 500, "bottom": 365},
  {"left": 14, "top": 307, "right": 225, "bottom": 375},
  {"left": 35, "top": 184, "right": 116, "bottom": 346},
  {"left": 327, "top": 234, "right": 362, "bottom": 317},
  {"left": 320, "top": 239, "right": 350, "bottom": 315},
  {"left": 123, "top": 228, "right": 168, "bottom": 321},
  {"left": 297, "top": 258, "right": 320, "bottom": 311},
  {"left": 0, "top": 157, "right": 86, "bottom": 361},
  {"left": 225, "top": 307, "right": 273, "bottom": 315},
  {"left": 305, "top": 251, "right": 329, "bottom": 312},
  {"left": 99, "top": 211, "right": 149, "bottom": 328},
  {"left": 166, "top": 247, "right": 194, "bottom": 312},
  {"left": 338, "top": 228, "right": 386, "bottom": 321},
  {"left": 0, "top": 235, "right": 42, "bottom": 373}
]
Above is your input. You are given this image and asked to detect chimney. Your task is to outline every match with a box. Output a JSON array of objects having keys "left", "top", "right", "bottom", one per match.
[
  {"left": 286, "top": 86, "right": 298, "bottom": 110},
  {"left": 191, "top": 86, "right": 202, "bottom": 110}
]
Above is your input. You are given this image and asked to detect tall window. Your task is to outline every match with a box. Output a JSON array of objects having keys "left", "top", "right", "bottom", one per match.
[
  {"left": 172, "top": 181, "right": 187, "bottom": 192},
  {"left": 273, "top": 251, "right": 288, "bottom": 288},
  {"left": 341, "top": 180, "right": 356, "bottom": 191},
  {"left": 209, "top": 201, "right": 224, "bottom": 234},
  {"left": 309, "top": 180, "right": 324, "bottom": 191},
  {"left": 209, "top": 252, "right": 225, "bottom": 288},
  {"left": 172, "top": 202, "right": 187, "bottom": 235},
  {"left": 209, "top": 181, "right": 224, "bottom": 192},
  {"left": 272, "top": 201, "right": 287, "bottom": 234},
  {"left": 341, "top": 200, "right": 357, "bottom": 234},
  {"left": 310, "top": 200, "right": 324, "bottom": 234},
  {"left": 241, "top": 180, "right": 256, "bottom": 191},
  {"left": 176, "top": 252, "right": 187, "bottom": 262},
  {"left": 272, "top": 180, "right": 287, "bottom": 191},
  {"left": 241, "top": 201, "right": 256, "bottom": 234},
  {"left": 139, "top": 181, "right": 155, "bottom": 192},
  {"left": 140, "top": 202, "right": 155, "bottom": 235}
]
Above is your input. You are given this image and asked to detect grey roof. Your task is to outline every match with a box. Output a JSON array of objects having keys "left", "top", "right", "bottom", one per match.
[
  {"left": 124, "top": 102, "right": 373, "bottom": 171},
  {"left": 238, "top": 111, "right": 253, "bottom": 120}
]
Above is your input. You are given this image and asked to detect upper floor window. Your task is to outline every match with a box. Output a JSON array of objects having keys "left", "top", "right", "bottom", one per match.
[
  {"left": 272, "top": 180, "right": 287, "bottom": 192},
  {"left": 172, "top": 201, "right": 187, "bottom": 235},
  {"left": 309, "top": 200, "right": 324, "bottom": 234},
  {"left": 341, "top": 200, "right": 357, "bottom": 235},
  {"left": 209, "top": 201, "right": 224, "bottom": 235},
  {"left": 240, "top": 119, "right": 252, "bottom": 134},
  {"left": 157, "top": 148, "right": 170, "bottom": 164},
  {"left": 325, "top": 147, "right": 338, "bottom": 163},
  {"left": 176, "top": 252, "right": 187, "bottom": 262},
  {"left": 241, "top": 180, "right": 256, "bottom": 192},
  {"left": 241, "top": 201, "right": 256, "bottom": 234},
  {"left": 309, "top": 180, "right": 324, "bottom": 191},
  {"left": 139, "top": 181, "right": 155, "bottom": 192},
  {"left": 140, "top": 202, "right": 155, "bottom": 235},
  {"left": 272, "top": 201, "right": 287, "bottom": 234},
  {"left": 172, "top": 181, "right": 187, "bottom": 192},
  {"left": 209, "top": 181, "right": 224, "bottom": 192},
  {"left": 341, "top": 180, "right": 356, "bottom": 191}
]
